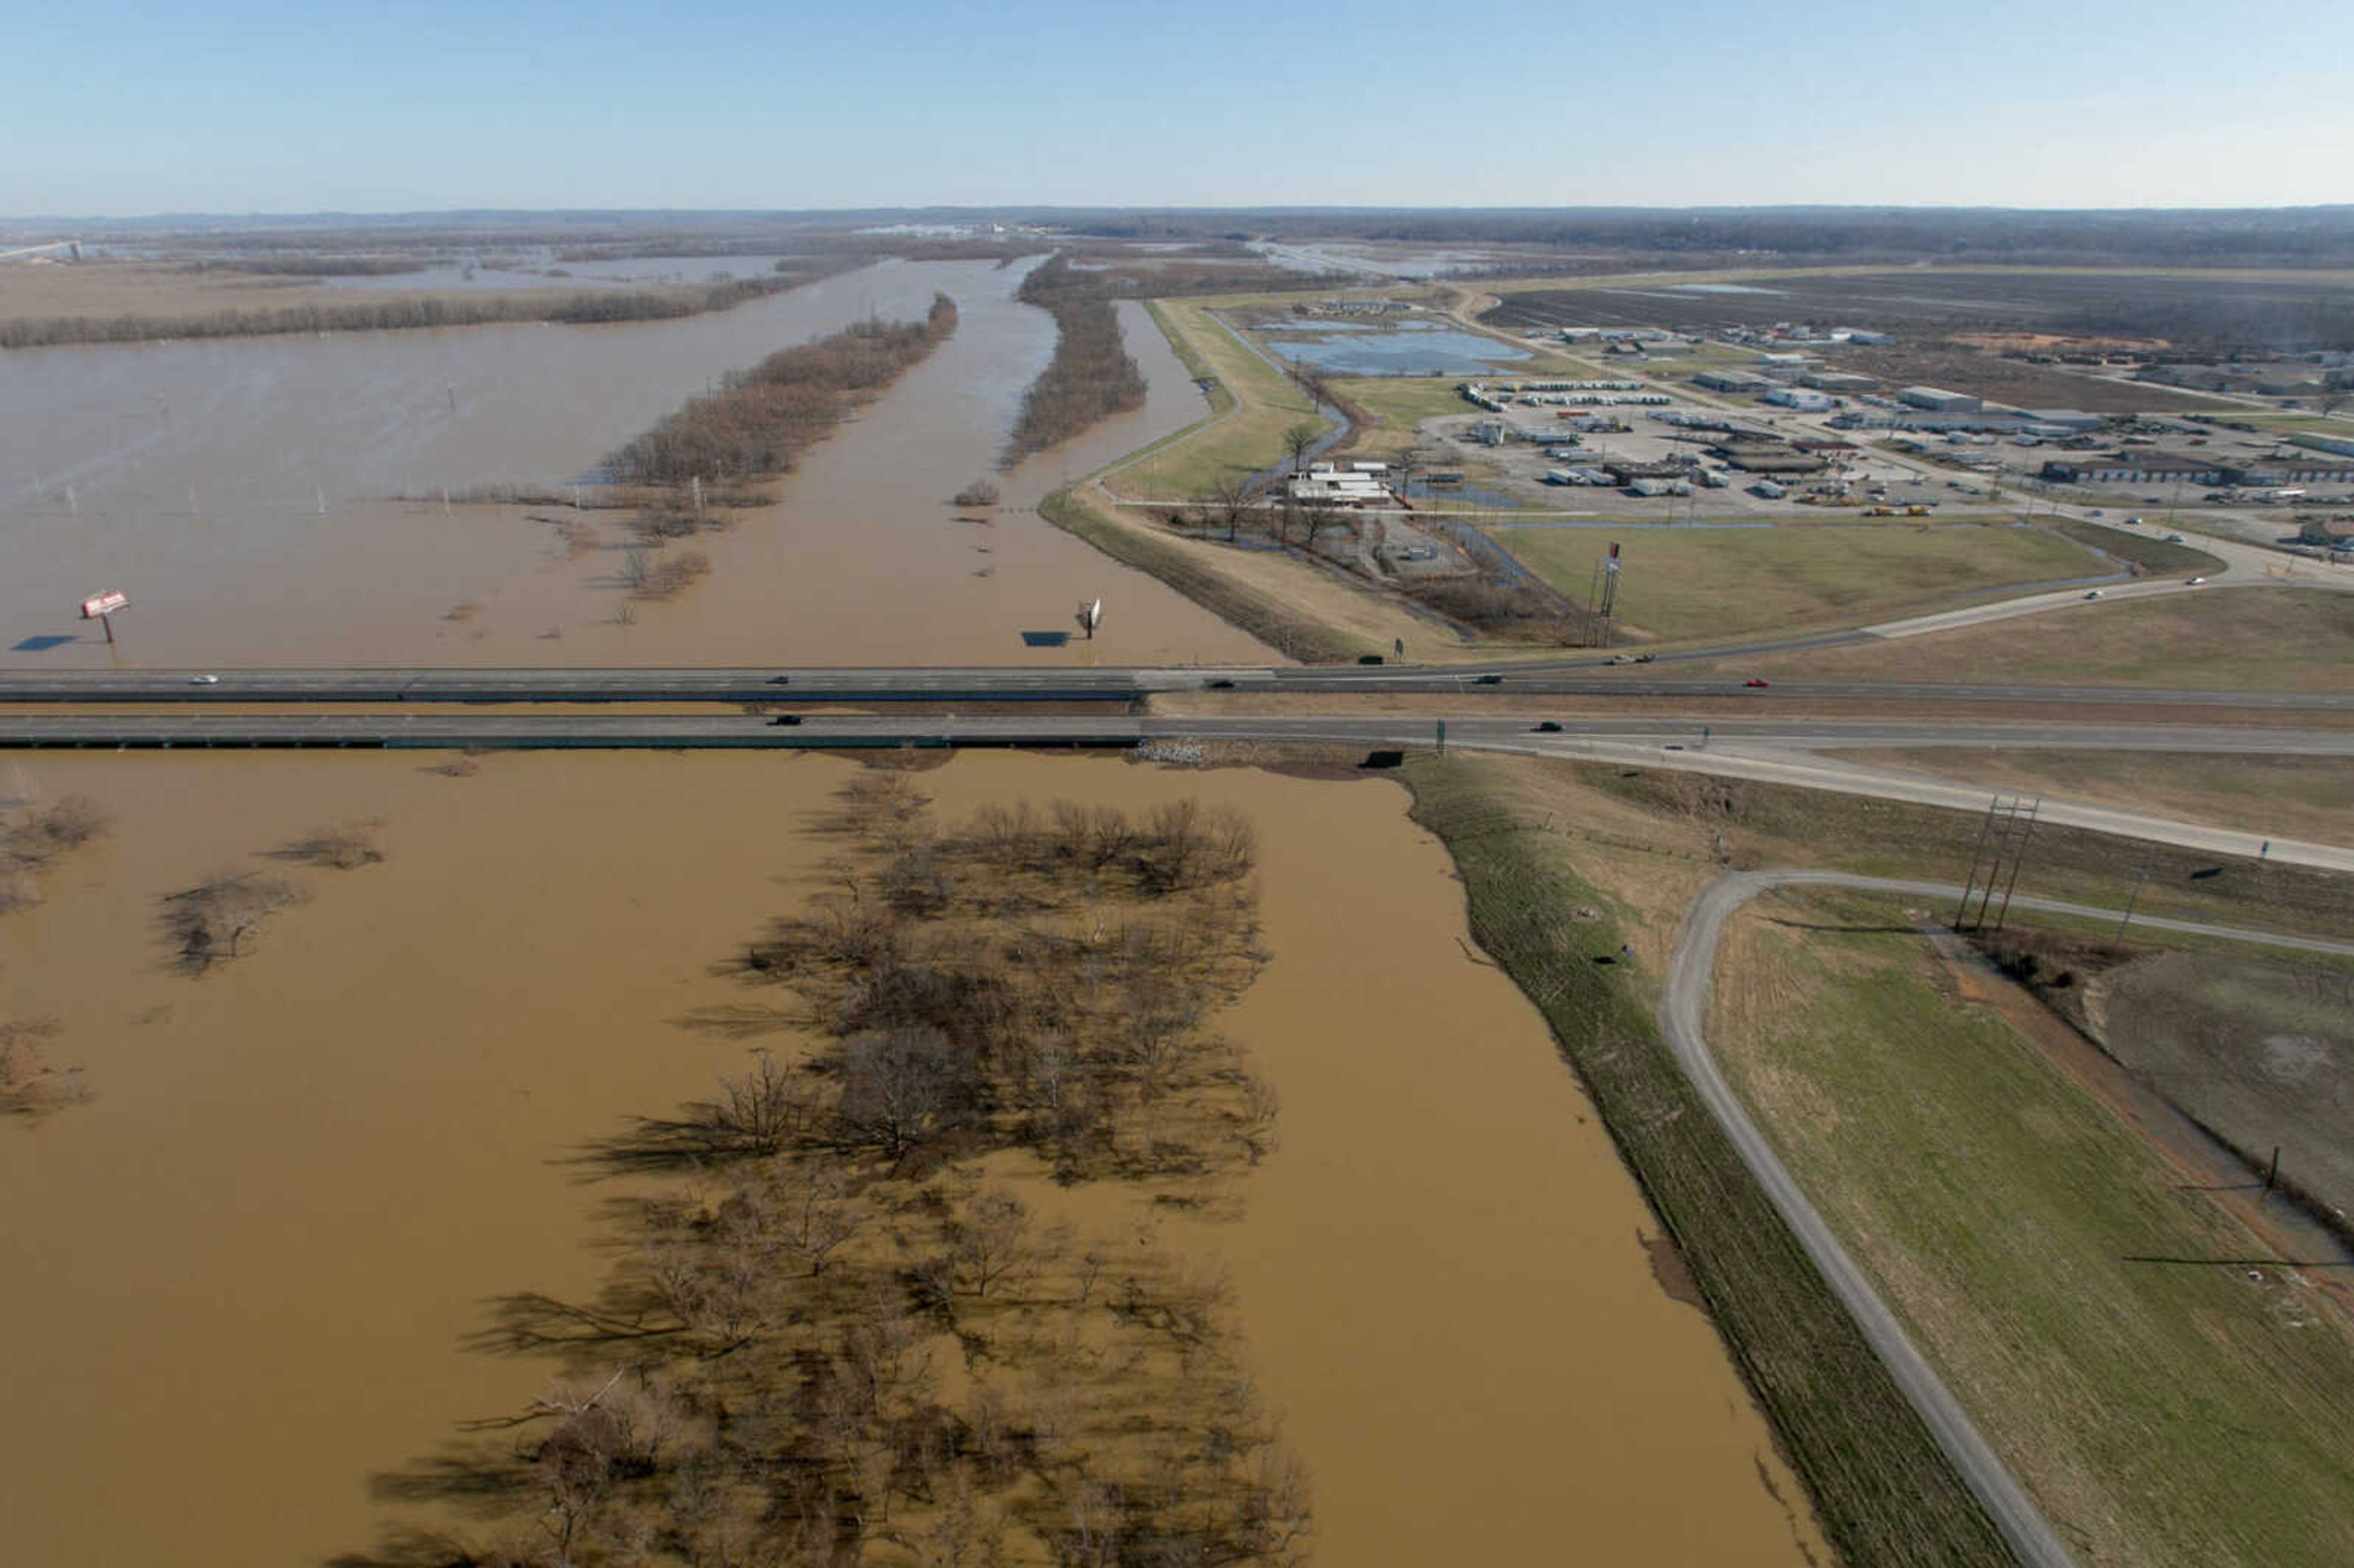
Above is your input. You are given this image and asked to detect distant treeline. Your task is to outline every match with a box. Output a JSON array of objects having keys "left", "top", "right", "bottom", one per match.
[
  {"left": 604, "top": 292, "right": 958, "bottom": 485},
  {"left": 184, "top": 256, "right": 427, "bottom": 277},
  {"left": 1001, "top": 256, "right": 1149, "bottom": 467},
  {"left": 1048, "top": 206, "right": 2354, "bottom": 268},
  {"left": 0, "top": 262, "right": 859, "bottom": 351}
]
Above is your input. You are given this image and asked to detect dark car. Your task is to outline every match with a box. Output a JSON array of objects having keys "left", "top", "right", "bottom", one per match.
[
  {"left": 1743, "top": 677, "right": 1772, "bottom": 688},
  {"left": 1206, "top": 677, "right": 1236, "bottom": 689},
  {"left": 769, "top": 714, "right": 804, "bottom": 726},
  {"left": 1533, "top": 720, "right": 1563, "bottom": 733},
  {"left": 1474, "top": 673, "right": 1503, "bottom": 685}
]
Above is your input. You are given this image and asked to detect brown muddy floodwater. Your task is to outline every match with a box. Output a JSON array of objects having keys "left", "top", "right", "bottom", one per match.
[
  {"left": 0, "top": 264, "right": 1268, "bottom": 668},
  {"left": 0, "top": 751, "right": 1819, "bottom": 1567}
]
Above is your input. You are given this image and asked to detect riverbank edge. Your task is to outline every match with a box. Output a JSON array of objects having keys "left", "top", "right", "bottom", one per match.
[
  {"left": 1037, "top": 487, "right": 1367, "bottom": 663},
  {"left": 1396, "top": 751, "right": 2017, "bottom": 1568}
]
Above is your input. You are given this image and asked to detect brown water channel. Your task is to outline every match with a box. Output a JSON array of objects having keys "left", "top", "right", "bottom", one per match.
[
  {"left": 0, "top": 750, "right": 1819, "bottom": 1566},
  {"left": 0, "top": 263, "right": 1265, "bottom": 668}
]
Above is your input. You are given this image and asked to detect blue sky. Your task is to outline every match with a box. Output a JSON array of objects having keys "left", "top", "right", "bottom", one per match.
[{"left": 7, "top": 0, "right": 2350, "bottom": 215}]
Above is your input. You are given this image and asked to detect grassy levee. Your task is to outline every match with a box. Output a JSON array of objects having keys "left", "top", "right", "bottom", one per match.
[
  {"left": 1038, "top": 489, "right": 1370, "bottom": 663},
  {"left": 1400, "top": 753, "right": 2016, "bottom": 1568},
  {"left": 1112, "top": 298, "right": 1326, "bottom": 502},
  {"left": 2044, "top": 518, "right": 2224, "bottom": 575},
  {"left": 1716, "top": 896, "right": 2354, "bottom": 1568}
]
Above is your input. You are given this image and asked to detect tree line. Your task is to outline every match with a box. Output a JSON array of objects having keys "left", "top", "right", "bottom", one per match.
[
  {"left": 345, "top": 771, "right": 1307, "bottom": 1568},
  {"left": 1000, "top": 256, "right": 1149, "bottom": 467},
  {"left": 604, "top": 294, "right": 958, "bottom": 487},
  {"left": 0, "top": 267, "right": 858, "bottom": 351}
]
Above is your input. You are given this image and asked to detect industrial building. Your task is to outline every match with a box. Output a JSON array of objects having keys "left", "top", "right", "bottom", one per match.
[
  {"left": 1713, "top": 443, "right": 1829, "bottom": 475},
  {"left": 2293, "top": 432, "right": 2354, "bottom": 459},
  {"left": 1763, "top": 387, "right": 1835, "bottom": 413},
  {"left": 1900, "top": 386, "right": 1983, "bottom": 413},
  {"left": 1694, "top": 369, "right": 1770, "bottom": 394},
  {"left": 1800, "top": 371, "right": 1880, "bottom": 392},
  {"left": 2038, "top": 455, "right": 2223, "bottom": 486},
  {"left": 1602, "top": 459, "right": 1687, "bottom": 482},
  {"left": 2020, "top": 409, "right": 2105, "bottom": 432},
  {"left": 2220, "top": 458, "right": 2354, "bottom": 485},
  {"left": 1288, "top": 468, "right": 1391, "bottom": 506}
]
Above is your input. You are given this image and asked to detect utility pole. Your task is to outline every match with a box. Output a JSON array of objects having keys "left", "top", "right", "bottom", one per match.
[{"left": 2115, "top": 856, "right": 2152, "bottom": 942}]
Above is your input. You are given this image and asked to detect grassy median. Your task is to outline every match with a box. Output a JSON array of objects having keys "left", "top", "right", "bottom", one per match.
[
  {"left": 1709, "top": 585, "right": 2354, "bottom": 691},
  {"left": 1493, "top": 522, "right": 2106, "bottom": 643}
]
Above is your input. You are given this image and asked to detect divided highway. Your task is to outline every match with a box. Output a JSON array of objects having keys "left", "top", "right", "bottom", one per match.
[
  {"left": 2, "top": 664, "right": 2348, "bottom": 710},
  {"left": 6, "top": 710, "right": 2347, "bottom": 872}
]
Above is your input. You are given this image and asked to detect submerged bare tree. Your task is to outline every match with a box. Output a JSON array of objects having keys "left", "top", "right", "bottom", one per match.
[
  {"left": 1, "top": 1018, "right": 86, "bottom": 1117},
  {"left": 159, "top": 872, "right": 304, "bottom": 974},
  {"left": 274, "top": 820, "right": 385, "bottom": 870}
]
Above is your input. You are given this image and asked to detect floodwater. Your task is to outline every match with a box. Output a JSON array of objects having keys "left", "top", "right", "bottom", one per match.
[
  {"left": 1261, "top": 319, "right": 1533, "bottom": 376},
  {"left": 0, "top": 750, "right": 1822, "bottom": 1567},
  {"left": 0, "top": 260, "right": 1268, "bottom": 668}
]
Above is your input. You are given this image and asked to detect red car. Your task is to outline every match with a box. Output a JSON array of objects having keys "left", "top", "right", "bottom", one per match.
[{"left": 1743, "top": 677, "right": 1772, "bottom": 688}]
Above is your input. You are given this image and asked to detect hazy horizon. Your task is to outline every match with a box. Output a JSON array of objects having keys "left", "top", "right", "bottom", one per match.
[{"left": 8, "top": 0, "right": 2350, "bottom": 216}]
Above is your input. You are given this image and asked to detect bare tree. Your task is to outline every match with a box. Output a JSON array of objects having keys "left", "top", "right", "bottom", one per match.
[
  {"left": 1, "top": 1018, "right": 85, "bottom": 1116},
  {"left": 1208, "top": 475, "right": 1256, "bottom": 543},
  {"left": 837, "top": 1026, "right": 966, "bottom": 1155},
  {"left": 1282, "top": 421, "right": 1321, "bottom": 478},
  {"left": 273, "top": 819, "right": 384, "bottom": 869},
  {"left": 948, "top": 1188, "right": 1034, "bottom": 1299},
  {"left": 159, "top": 872, "right": 303, "bottom": 973}
]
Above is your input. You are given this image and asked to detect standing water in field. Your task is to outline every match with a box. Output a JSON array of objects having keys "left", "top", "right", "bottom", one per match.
[{"left": 0, "top": 260, "right": 1268, "bottom": 667}]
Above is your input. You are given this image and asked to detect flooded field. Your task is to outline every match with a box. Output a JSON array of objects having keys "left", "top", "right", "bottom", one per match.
[
  {"left": 1260, "top": 319, "right": 1532, "bottom": 376},
  {"left": 0, "top": 750, "right": 1820, "bottom": 1567},
  {"left": 0, "top": 261, "right": 1267, "bottom": 668}
]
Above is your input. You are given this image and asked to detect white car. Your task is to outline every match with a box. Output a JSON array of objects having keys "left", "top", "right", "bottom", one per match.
[
  {"left": 2082, "top": 590, "right": 2105, "bottom": 600},
  {"left": 189, "top": 674, "right": 221, "bottom": 685},
  {"left": 2185, "top": 576, "right": 2206, "bottom": 586}
]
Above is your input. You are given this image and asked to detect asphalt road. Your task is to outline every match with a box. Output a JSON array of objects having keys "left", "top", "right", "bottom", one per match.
[{"left": 1661, "top": 873, "right": 2354, "bottom": 1568}]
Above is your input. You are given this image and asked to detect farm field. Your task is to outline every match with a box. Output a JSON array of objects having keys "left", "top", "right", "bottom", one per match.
[
  {"left": 1480, "top": 267, "right": 2354, "bottom": 342},
  {"left": 1714, "top": 586, "right": 2354, "bottom": 690},
  {"left": 2095, "top": 948, "right": 2354, "bottom": 1224},
  {"left": 1712, "top": 894, "right": 2354, "bottom": 1568},
  {"left": 1491, "top": 520, "right": 2101, "bottom": 642},
  {"left": 1831, "top": 749, "right": 2354, "bottom": 851},
  {"left": 1329, "top": 375, "right": 1480, "bottom": 461}
]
